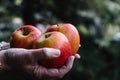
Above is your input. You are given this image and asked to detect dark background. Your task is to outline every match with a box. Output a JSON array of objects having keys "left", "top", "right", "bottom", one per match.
[{"left": 0, "top": 0, "right": 120, "bottom": 80}]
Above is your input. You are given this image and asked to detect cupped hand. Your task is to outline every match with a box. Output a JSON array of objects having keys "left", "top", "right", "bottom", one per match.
[{"left": 1, "top": 48, "right": 80, "bottom": 80}]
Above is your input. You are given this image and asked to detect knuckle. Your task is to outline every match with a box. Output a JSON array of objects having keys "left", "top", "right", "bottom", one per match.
[
  {"left": 41, "top": 48, "right": 49, "bottom": 58},
  {"left": 68, "top": 65, "right": 72, "bottom": 70},
  {"left": 32, "top": 66, "right": 42, "bottom": 79}
]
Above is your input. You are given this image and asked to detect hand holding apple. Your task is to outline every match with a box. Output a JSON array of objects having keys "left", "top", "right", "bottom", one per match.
[
  {"left": 10, "top": 23, "right": 80, "bottom": 68},
  {"left": 33, "top": 32, "right": 72, "bottom": 68}
]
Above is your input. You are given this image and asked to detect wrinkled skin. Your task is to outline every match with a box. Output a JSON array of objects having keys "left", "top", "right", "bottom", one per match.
[{"left": 0, "top": 48, "right": 80, "bottom": 80}]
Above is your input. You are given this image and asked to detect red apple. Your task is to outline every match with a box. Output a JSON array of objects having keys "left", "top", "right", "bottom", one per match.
[
  {"left": 46, "top": 23, "right": 80, "bottom": 54},
  {"left": 33, "top": 32, "right": 72, "bottom": 68},
  {"left": 10, "top": 25, "right": 42, "bottom": 49}
]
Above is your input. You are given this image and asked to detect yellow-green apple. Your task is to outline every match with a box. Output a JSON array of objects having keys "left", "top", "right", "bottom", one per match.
[
  {"left": 33, "top": 32, "right": 72, "bottom": 68},
  {"left": 46, "top": 23, "right": 80, "bottom": 54},
  {"left": 10, "top": 25, "right": 42, "bottom": 49}
]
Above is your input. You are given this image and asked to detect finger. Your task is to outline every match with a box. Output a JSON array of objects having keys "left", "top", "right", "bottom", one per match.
[
  {"left": 53, "top": 56, "right": 75, "bottom": 78},
  {"left": 26, "top": 56, "right": 75, "bottom": 79},
  {"left": 55, "top": 56, "right": 75, "bottom": 78},
  {"left": 74, "top": 54, "right": 80, "bottom": 59},
  {"left": 61, "top": 56, "right": 75, "bottom": 71},
  {"left": 79, "top": 44, "right": 81, "bottom": 47},
  {"left": 32, "top": 56, "right": 75, "bottom": 79},
  {"left": 24, "top": 65, "right": 44, "bottom": 80},
  {"left": 31, "top": 48, "right": 60, "bottom": 60},
  {"left": 25, "top": 65, "right": 59, "bottom": 79}
]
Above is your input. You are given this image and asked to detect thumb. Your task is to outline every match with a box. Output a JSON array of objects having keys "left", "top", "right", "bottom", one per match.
[{"left": 31, "top": 48, "right": 60, "bottom": 60}]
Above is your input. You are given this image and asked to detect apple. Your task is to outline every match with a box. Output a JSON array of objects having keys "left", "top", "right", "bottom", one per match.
[
  {"left": 46, "top": 23, "right": 80, "bottom": 54},
  {"left": 33, "top": 32, "right": 72, "bottom": 68},
  {"left": 10, "top": 25, "right": 42, "bottom": 49}
]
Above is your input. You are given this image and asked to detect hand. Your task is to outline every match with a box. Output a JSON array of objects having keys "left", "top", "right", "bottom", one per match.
[{"left": 1, "top": 48, "right": 80, "bottom": 80}]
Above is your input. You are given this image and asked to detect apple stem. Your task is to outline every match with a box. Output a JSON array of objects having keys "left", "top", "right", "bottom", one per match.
[
  {"left": 22, "top": 30, "right": 30, "bottom": 36},
  {"left": 45, "top": 34, "right": 51, "bottom": 38},
  {"left": 57, "top": 24, "right": 59, "bottom": 26}
]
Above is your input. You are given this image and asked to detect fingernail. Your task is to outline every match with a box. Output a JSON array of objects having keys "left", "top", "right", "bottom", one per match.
[
  {"left": 53, "top": 49, "right": 60, "bottom": 57},
  {"left": 79, "top": 44, "right": 81, "bottom": 47},
  {"left": 77, "top": 55, "right": 80, "bottom": 59},
  {"left": 74, "top": 54, "right": 80, "bottom": 59}
]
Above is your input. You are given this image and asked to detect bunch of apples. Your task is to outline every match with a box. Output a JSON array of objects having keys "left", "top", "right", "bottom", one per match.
[{"left": 10, "top": 23, "right": 80, "bottom": 68}]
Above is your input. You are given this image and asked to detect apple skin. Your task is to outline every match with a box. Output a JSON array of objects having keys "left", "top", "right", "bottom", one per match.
[
  {"left": 46, "top": 23, "right": 80, "bottom": 54},
  {"left": 10, "top": 25, "right": 42, "bottom": 49},
  {"left": 33, "top": 32, "right": 72, "bottom": 68}
]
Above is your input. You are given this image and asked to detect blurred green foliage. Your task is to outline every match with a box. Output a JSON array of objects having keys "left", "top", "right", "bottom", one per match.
[{"left": 0, "top": 0, "right": 120, "bottom": 80}]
